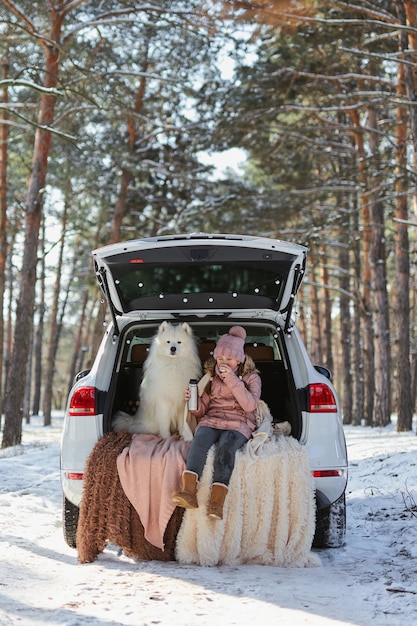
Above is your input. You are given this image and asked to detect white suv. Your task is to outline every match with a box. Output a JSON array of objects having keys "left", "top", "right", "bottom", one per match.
[{"left": 60, "top": 234, "right": 348, "bottom": 550}]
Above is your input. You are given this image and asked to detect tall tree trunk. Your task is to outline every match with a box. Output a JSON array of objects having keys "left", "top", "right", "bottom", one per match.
[
  {"left": 310, "top": 262, "right": 322, "bottom": 365},
  {"left": 31, "top": 220, "right": 46, "bottom": 417},
  {"left": 321, "top": 251, "right": 334, "bottom": 374},
  {"left": 338, "top": 204, "right": 353, "bottom": 425},
  {"left": 3, "top": 235, "right": 14, "bottom": 414},
  {"left": 351, "top": 195, "right": 364, "bottom": 426},
  {"left": 67, "top": 289, "right": 89, "bottom": 396},
  {"left": 2, "top": 11, "right": 64, "bottom": 447},
  {"left": 42, "top": 200, "right": 68, "bottom": 424},
  {"left": 369, "top": 197, "right": 391, "bottom": 427},
  {"left": 368, "top": 107, "right": 391, "bottom": 427},
  {"left": 297, "top": 283, "right": 309, "bottom": 351},
  {"left": 394, "top": 21, "right": 413, "bottom": 431},
  {"left": 399, "top": 0, "right": 417, "bottom": 430},
  {"left": 0, "top": 56, "right": 9, "bottom": 418},
  {"left": 48, "top": 260, "right": 77, "bottom": 406},
  {"left": 23, "top": 325, "right": 34, "bottom": 424},
  {"left": 349, "top": 110, "right": 374, "bottom": 426}
]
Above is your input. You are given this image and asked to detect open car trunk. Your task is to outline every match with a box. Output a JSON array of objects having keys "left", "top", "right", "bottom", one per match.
[
  {"left": 105, "top": 320, "right": 302, "bottom": 440},
  {"left": 93, "top": 236, "right": 307, "bottom": 441}
]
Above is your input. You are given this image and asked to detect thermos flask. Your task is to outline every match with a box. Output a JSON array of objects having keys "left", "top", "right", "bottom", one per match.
[{"left": 188, "top": 379, "right": 198, "bottom": 411}]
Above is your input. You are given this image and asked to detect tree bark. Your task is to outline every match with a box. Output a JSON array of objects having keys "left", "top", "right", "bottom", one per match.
[
  {"left": 321, "top": 252, "right": 334, "bottom": 374},
  {"left": 67, "top": 289, "right": 89, "bottom": 396},
  {"left": 338, "top": 205, "right": 353, "bottom": 425},
  {"left": 351, "top": 196, "right": 364, "bottom": 426},
  {"left": 23, "top": 325, "right": 34, "bottom": 424},
  {"left": 398, "top": 1, "right": 417, "bottom": 430},
  {"left": 348, "top": 109, "right": 374, "bottom": 426},
  {"left": 310, "top": 260, "right": 323, "bottom": 365},
  {"left": 368, "top": 107, "right": 391, "bottom": 427},
  {"left": 31, "top": 220, "right": 46, "bottom": 418},
  {"left": 2, "top": 11, "right": 64, "bottom": 447},
  {"left": 0, "top": 57, "right": 9, "bottom": 418},
  {"left": 394, "top": 15, "right": 413, "bottom": 431},
  {"left": 42, "top": 208, "right": 67, "bottom": 425}
]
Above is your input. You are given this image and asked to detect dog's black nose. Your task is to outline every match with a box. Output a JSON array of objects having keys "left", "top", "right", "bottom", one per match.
[{"left": 170, "top": 346, "right": 177, "bottom": 354}]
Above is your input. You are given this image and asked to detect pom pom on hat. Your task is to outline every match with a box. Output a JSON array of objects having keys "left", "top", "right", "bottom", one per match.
[{"left": 213, "top": 326, "right": 246, "bottom": 362}]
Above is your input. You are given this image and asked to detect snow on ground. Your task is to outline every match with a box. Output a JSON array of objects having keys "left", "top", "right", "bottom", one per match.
[{"left": 1, "top": 415, "right": 417, "bottom": 626}]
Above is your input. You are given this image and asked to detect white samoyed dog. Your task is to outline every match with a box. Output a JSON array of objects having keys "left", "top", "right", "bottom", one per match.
[{"left": 113, "top": 321, "right": 201, "bottom": 439}]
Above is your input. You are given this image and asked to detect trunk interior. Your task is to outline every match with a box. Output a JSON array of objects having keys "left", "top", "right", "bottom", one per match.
[{"left": 106, "top": 321, "right": 302, "bottom": 439}]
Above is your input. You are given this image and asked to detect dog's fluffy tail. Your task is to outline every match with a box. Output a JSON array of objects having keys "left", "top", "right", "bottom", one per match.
[{"left": 112, "top": 411, "right": 140, "bottom": 434}]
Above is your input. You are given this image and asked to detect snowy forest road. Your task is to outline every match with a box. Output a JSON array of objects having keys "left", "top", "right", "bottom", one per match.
[{"left": 1, "top": 416, "right": 417, "bottom": 625}]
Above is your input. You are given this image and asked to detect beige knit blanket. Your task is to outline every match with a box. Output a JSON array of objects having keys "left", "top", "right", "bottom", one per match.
[{"left": 175, "top": 434, "right": 321, "bottom": 567}]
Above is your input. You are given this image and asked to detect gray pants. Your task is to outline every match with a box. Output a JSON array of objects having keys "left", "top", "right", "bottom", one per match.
[{"left": 186, "top": 426, "right": 247, "bottom": 486}]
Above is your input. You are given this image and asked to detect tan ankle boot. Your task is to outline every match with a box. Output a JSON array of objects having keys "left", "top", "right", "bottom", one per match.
[
  {"left": 207, "top": 483, "right": 228, "bottom": 520},
  {"left": 171, "top": 470, "right": 199, "bottom": 509}
]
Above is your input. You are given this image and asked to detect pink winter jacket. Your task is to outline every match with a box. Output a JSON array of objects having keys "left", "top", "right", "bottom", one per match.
[{"left": 191, "top": 359, "right": 262, "bottom": 440}]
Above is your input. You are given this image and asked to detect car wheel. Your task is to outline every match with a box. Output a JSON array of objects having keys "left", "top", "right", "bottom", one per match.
[
  {"left": 63, "top": 495, "right": 79, "bottom": 548},
  {"left": 313, "top": 492, "right": 346, "bottom": 548}
]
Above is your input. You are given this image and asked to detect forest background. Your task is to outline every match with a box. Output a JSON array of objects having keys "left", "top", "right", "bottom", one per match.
[{"left": 1, "top": 0, "right": 417, "bottom": 448}]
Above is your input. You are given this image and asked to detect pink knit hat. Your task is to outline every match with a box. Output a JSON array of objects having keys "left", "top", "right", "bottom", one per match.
[{"left": 213, "top": 326, "right": 246, "bottom": 362}]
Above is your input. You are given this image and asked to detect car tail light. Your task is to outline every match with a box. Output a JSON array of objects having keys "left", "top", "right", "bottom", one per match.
[
  {"left": 65, "top": 472, "right": 84, "bottom": 480},
  {"left": 312, "top": 469, "right": 343, "bottom": 478},
  {"left": 69, "top": 386, "right": 96, "bottom": 416},
  {"left": 308, "top": 383, "right": 337, "bottom": 412}
]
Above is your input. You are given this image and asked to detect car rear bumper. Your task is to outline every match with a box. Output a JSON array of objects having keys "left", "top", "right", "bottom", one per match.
[
  {"left": 313, "top": 471, "right": 348, "bottom": 507},
  {"left": 61, "top": 471, "right": 84, "bottom": 506}
]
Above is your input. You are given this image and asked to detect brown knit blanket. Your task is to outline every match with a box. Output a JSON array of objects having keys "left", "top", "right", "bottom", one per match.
[{"left": 76, "top": 431, "right": 184, "bottom": 563}]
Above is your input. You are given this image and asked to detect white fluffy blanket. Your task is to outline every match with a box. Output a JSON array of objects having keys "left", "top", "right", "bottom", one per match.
[{"left": 175, "top": 434, "right": 321, "bottom": 568}]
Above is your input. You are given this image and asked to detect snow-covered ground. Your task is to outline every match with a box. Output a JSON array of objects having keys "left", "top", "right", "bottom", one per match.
[{"left": 1, "top": 414, "right": 417, "bottom": 626}]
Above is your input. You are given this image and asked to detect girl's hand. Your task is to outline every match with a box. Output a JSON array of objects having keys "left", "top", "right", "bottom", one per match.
[
  {"left": 218, "top": 364, "right": 232, "bottom": 380},
  {"left": 185, "top": 388, "right": 191, "bottom": 402}
]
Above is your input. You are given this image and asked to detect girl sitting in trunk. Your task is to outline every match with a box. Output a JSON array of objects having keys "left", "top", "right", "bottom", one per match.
[{"left": 172, "top": 326, "right": 261, "bottom": 520}]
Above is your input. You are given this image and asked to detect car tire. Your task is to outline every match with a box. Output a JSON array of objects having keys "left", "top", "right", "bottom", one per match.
[
  {"left": 313, "top": 492, "right": 346, "bottom": 548},
  {"left": 63, "top": 495, "right": 79, "bottom": 548}
]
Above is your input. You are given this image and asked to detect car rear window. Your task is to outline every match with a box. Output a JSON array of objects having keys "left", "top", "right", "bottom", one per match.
[{"left": 113, "top": 262, "right": 286, "bottom": 311}]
